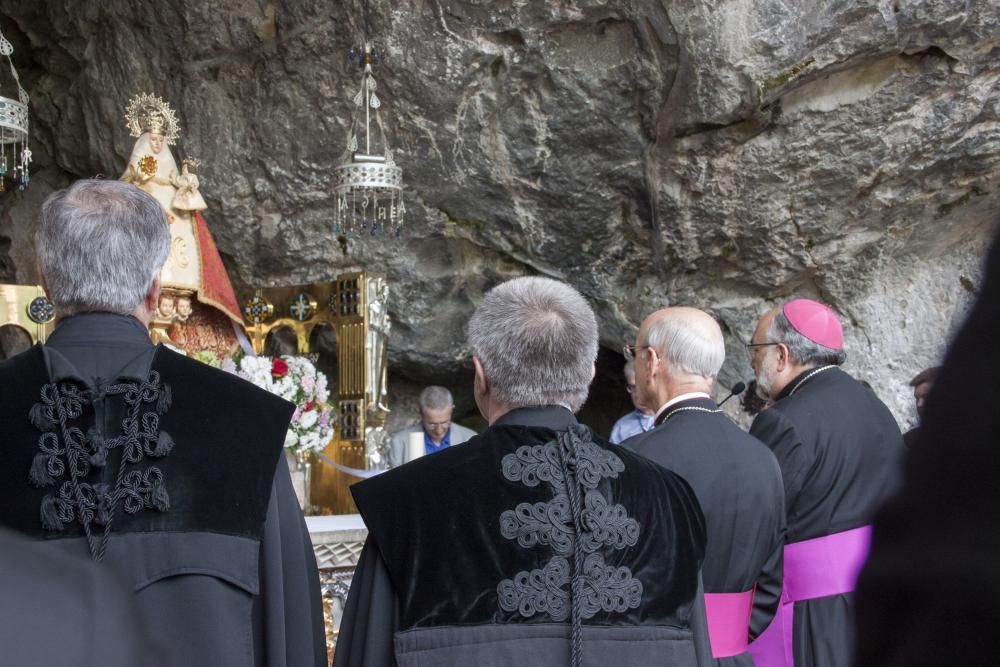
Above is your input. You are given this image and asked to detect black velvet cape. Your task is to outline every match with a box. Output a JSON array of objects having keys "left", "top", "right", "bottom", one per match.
[
  {"left": 336, "top": 406, "right": 713, "bottom": 666},
  {"left": 0, "top": 313, "right": 327, "bottom": 666}
]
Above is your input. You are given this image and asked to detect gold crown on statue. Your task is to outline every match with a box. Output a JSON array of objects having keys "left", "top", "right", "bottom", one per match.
[{"left": 124, "top": 92, "right": 180, "bottom": 145}]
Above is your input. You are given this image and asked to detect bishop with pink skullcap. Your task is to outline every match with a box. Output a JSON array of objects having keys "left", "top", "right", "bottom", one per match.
[
  {"left": 746, "top": 297, "right": 903, "bottom": 667},
  {"left": 782, "top": 298, "right": 844, "bottom": 351}
]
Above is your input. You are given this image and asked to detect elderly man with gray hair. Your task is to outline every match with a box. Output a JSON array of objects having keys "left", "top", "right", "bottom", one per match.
[
  {"left": 335, "top": 277, "right": 713, "bottom": 667},
  {"left": 609, "top": 358, "right": 655, "bottom": 443},
  {"left": 623, "top": 307, "right": 785, "bottom": 665},
  {"left": 0, "top": 180, "right": 326, "bottom": 666},
  {"left": 388, "top": 385, "right": 477, "bottom": 467}
]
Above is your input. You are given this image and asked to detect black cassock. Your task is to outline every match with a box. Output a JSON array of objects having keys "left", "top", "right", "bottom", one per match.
[
  {"left": 0, "top": 313, "right": 326, "bottom": 666},
  {"left": 749, "top": 366, "right": 902, "bottom": 667},
  {"left": 334, "top": 406, "right": 714, "bottom": 666},
  {"left": 624, "top": 395, "right": 786, "bottom": 667}
]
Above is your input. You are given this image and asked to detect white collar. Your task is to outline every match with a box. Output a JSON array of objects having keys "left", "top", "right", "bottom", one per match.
[{"left": 654, "top": 391, "right": 712, "bottom": 421}]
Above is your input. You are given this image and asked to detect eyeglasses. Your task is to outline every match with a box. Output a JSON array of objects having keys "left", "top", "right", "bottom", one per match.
[
  {"left": 622, "top": 344, "right": 652, "bottom": 360},
  {"left": 745, "top": 342, "right": 781, "bottom": 352}
]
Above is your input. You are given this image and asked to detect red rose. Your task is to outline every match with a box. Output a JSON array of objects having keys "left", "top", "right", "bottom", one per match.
[
  {"left": 305, "top": 401, "right": 316, "bottom": 412},
  {"left": 271, "top": 358, "right": 289, "bottom": 378}
]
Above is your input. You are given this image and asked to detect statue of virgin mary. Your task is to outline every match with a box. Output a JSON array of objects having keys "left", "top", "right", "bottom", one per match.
[{"left": 120, "top": 93, "right": 245, "bottom": 358}]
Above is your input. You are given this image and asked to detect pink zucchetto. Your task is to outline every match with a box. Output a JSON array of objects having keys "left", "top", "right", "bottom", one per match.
[{"left": 782, "top": 299, "right": 844, "bottom": 351}]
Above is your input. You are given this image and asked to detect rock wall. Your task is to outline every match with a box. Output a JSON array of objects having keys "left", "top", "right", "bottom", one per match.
[{"left": 0, "top": 0, "right": 995, "bottom": 433}]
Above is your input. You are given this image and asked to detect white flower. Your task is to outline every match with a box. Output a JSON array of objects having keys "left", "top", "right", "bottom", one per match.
[
  {"left": 299, "top": 409, "right": 319, "bottom": 430},
  {"left": 300, "top": 432, "right": 320, "bottom": 452},
  {"left": 238, "top": 354, "right": 336, "bottom": 456}
]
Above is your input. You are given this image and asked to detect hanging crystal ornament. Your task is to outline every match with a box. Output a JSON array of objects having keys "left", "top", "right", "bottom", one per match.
[
  {"left": 0, "top": 27, "right": 29, "bottom": 194},
  {"left": 334, "top": 44, "right": 404, "bottom": 237}
]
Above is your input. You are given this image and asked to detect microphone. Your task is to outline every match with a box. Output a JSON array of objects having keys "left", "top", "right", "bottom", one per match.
[{"left": 718, "top": 381, "right": 747, "bottom": 407}]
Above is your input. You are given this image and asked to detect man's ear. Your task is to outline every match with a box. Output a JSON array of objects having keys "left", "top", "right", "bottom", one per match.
[
  {"left": 644, "top": 346, "right": 659, "bottom": 379},
  {"left": 776, "top": 343, "right": 789, "bottom": 371},
  {"left": 473, "top": 356, "right": 489, "bottom": 393},
  {"left": 145, "top": 275, "right": 162, "bottom": 313}
]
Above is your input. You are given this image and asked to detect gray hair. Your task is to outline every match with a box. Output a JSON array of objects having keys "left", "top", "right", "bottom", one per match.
[
  {"left": 642, "top": 312, "right": 725, "bottom": 379},
  {"left": 623, "top": 358, "right": 635, "bottom": 379},
  {"left": 767, "top": 310, "right": 847, "bottom": 366},
  {"left": 419, "top": 385, "right": 453, "bottom": 411},
  {"left": 468, "top": 276, "right": 598, "bottom": 411},
  {"left": 36, "top": 180, "right": 170, "bottom": 318}
]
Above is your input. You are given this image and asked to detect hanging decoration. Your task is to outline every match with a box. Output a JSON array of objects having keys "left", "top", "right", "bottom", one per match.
[
  {"left": 0, "top": 27, "right": 30, "bottom": 193},
  {"left": 334, "top": 43, "right": 404, "bottom": 238}
]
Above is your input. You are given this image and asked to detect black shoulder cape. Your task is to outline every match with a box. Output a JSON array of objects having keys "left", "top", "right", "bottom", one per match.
[
  {"left": 352, "top": 422, "right": 706, "bottom": 632},
  {"left": 0, "top": 346, "right": 294, "bottom": 545}
]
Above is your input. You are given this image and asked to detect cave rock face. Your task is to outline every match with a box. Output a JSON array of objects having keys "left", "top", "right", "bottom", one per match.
[{"left": 0, "top": 0, "right": 995, "bottom": 428}]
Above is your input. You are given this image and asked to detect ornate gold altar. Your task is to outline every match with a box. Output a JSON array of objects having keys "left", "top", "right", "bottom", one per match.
[{"left": 238, "top": 272, "right": 389, "bottom": 515}]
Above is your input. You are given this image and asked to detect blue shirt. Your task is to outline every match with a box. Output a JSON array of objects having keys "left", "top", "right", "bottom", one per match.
[
  {"left": 424, "top": 427, "right": 452, "bottom": 456},
  {"left": 610, "top": 410, "right": 655, "bottom": 444}
]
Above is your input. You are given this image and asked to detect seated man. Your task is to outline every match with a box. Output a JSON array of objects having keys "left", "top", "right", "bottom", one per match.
[
  {"left": 609, "top": 358, "right": 655, "bottom": 443},
  {"left": 335, "top": 276, "right": 712, "bottom": 667},
  {"left": 388, "top": 385, "right": 477, "bottom": 467}
]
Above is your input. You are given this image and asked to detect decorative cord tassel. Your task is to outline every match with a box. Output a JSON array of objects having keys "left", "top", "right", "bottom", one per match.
[
  {"left": 557, "top": 428, "right": 587, "bottom": 667},
  {"left": 28, "top": 453, "right": 55, "bottom": 487}
]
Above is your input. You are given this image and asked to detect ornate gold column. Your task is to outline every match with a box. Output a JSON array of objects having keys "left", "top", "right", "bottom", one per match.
[{"left": 309, "top": 272, "right": 390, "bottom": 514}]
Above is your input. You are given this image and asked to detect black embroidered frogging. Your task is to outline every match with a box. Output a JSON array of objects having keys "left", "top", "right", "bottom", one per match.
[
  {"left": 27, "top": 371, "right": 173, "bottom": 561},
  {"left": 497, "top": 425, "right": 643, "bottom": 667}
]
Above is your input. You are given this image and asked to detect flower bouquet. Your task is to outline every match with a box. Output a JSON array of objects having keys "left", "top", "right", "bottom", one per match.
[{"left": 234, "top": 355, "right": 334, "bottom": 456}]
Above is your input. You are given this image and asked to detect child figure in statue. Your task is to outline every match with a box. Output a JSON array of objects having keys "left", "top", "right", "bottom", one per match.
[{"left": 172, "top": 159, "right": 207, "bottom": 211}]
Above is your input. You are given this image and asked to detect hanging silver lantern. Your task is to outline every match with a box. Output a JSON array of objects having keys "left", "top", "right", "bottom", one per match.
[
  {"left": 0, "top": 28, "right": 30, "bottom": 192},
  {"left": 334, "top": 44, "right": 404, "bottom": 237}
]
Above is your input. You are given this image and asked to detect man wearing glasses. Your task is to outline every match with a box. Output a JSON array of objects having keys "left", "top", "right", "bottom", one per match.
[
  {"left": 746, "top": 299, "right": 903, "bottom": 667},
  {"left": 388, "top": 385, "right": 477, "bottom": 467},
  {"left": 609, "top": 359, "right": 655, "bottom": 443},
  {"left": 622, "top": 307, "right": 785, "bottom": 666}
]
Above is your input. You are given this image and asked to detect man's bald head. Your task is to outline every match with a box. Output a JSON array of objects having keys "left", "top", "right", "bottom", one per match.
[{"left": 639, "top": 307, "right": 726, "bottom": 380}]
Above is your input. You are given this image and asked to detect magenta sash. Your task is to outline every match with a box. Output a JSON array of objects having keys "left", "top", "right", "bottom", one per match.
[
  {"left": 704, "top": 590, "right": 754, "bottom": 658},
  {"left": 748, "top": 525, "right": 872, "bottom": 667}
]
